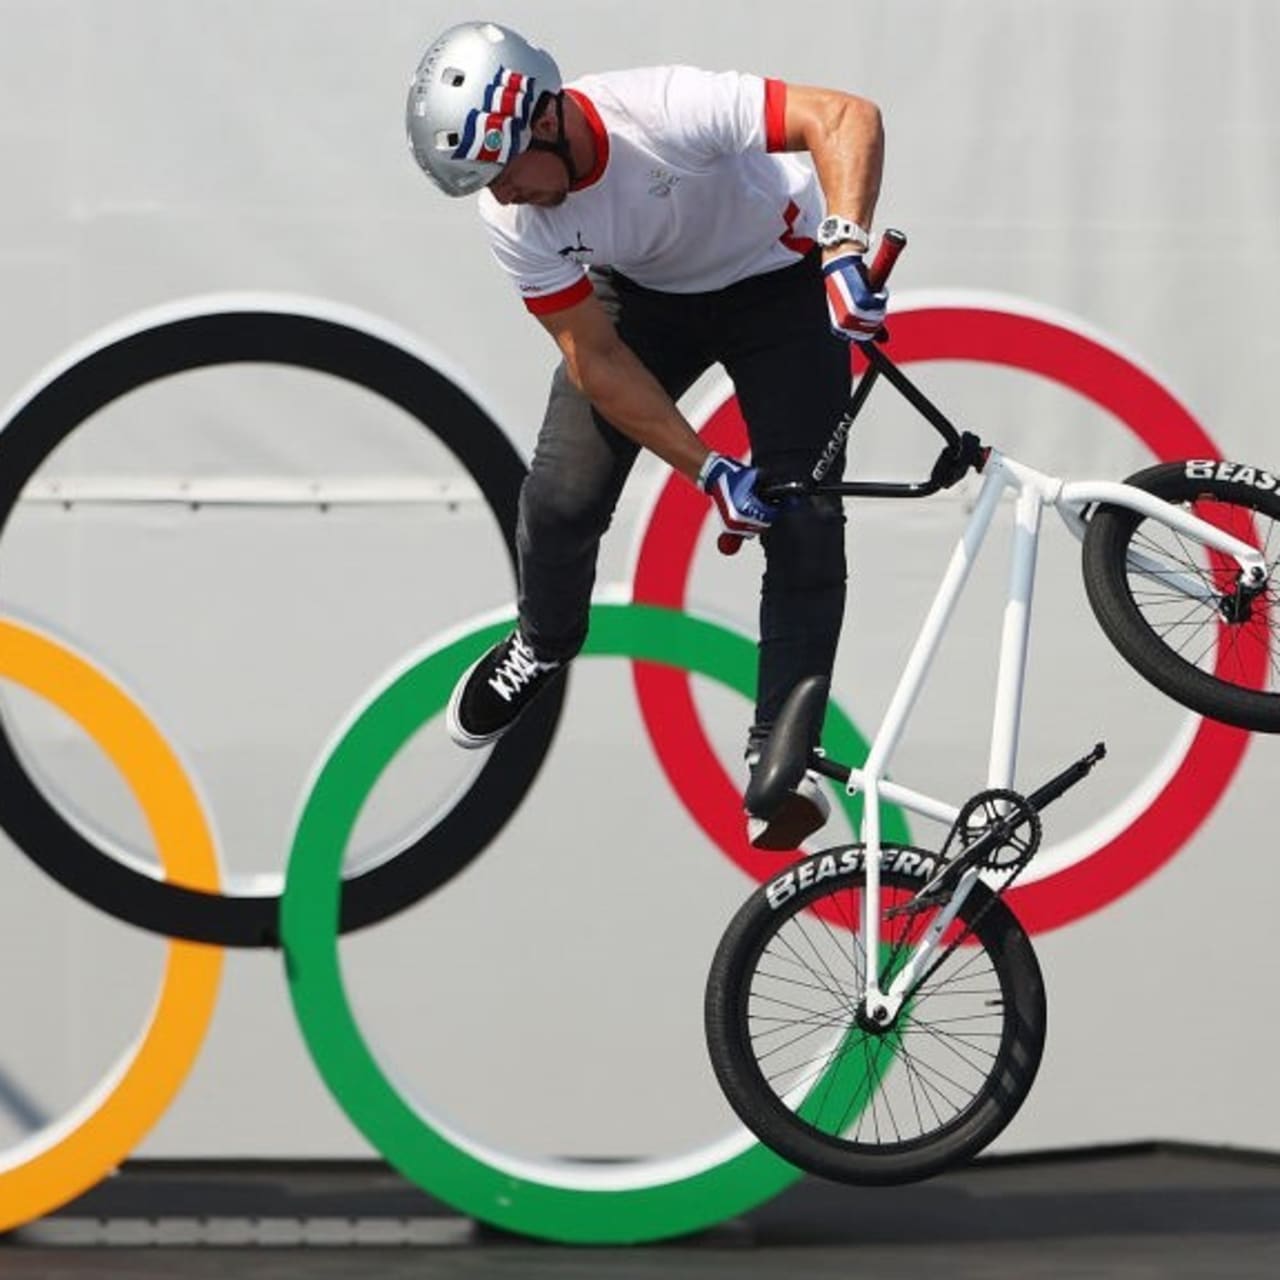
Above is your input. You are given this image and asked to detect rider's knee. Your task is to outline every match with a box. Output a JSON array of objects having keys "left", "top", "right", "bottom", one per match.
[
  {"left": 761, "top": 494, "right": 847, "bottom": 592},
  {"left": 518, "top": 463, "right": 617, "bottom": 550}
]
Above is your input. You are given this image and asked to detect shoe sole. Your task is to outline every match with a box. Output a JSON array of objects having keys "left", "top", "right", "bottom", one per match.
[{"left": 749, "top": 791, "right": 828, "bottom": 850}]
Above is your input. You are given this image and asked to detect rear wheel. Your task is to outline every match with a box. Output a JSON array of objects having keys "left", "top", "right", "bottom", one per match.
[
  {"left": 1082, "top": 460, "right": 1280, "bottom": 732},
  {"left": 705, "top": 846, "right": 1046, "bottom": 1185}
]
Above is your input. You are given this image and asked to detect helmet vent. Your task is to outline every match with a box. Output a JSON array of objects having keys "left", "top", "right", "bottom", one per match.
[
  {"left": 442, "top": 66, "right": 465, "bottom": 88},
  {"left": 434, "top": 130, "right": 461, "bottom": 151}
]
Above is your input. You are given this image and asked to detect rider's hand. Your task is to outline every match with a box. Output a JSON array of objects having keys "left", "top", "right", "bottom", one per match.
[
  {"left": 823, "top": 251, "right": 888, "bottom": 342},
  {"left": 698, "top": 452, "right": 776, "bottom": 540}
]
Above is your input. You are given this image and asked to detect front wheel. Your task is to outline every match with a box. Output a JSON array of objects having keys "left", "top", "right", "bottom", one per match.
[
  {"left": 705, "top": 846, "right": 1046, "bottom": 1185},
  {"left": 1082, "top": 460, "right": 1280, "bottom": 732}
]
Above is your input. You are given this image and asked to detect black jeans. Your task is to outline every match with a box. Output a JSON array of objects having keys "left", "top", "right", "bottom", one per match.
[{"left": 516, "top": 251, "right": 851, "bottom": 741}]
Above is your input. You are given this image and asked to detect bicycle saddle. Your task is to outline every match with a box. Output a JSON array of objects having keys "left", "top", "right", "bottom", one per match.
[{"left": 744, "top": 674, "right": 829, "bottom": 819}]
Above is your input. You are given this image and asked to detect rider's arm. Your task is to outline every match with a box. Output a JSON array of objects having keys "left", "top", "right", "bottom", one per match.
[
  {"left": 775, "top": 84, "right": 884, "bottom": 256},
  {"left": 535, "top": 291, "right": 709, "bottom": 482}
]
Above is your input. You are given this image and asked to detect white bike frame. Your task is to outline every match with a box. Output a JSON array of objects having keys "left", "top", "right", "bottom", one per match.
[{"left": 848, "top": 449, "right": 1268, "bottom": 1023}]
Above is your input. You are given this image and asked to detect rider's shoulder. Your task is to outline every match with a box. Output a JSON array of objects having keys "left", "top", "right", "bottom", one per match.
[{"left": 571, "top": 65, "right": 765, "bottom": 136}]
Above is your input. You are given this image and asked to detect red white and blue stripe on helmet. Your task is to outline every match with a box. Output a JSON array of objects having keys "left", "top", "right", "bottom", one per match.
[
  {"left": 452, "top": 68, "right": 539, "bottom": 164},
  {"left": 481, "top": 68, "right": 537, "bottom": 120}
]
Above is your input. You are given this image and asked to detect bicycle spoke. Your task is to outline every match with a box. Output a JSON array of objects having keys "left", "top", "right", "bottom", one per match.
[
  {"left": 791, "top": 911, "right": 862, "bottom": 1002},
  {"left": 860, "top": 1036, "right": 883, "bottom": 1144},
  {"left": 1166, "top": 602, "right": 1217, "bottom": 659},
  {"left": 762, "top": 1036, "right": 856, "bottom": 1098},
  {"left": 1169, "top": 523, "right": 1211, "bottom": 583},
  {"left": 804, "top": 1030, "right": 875, "bottom": 1132},
  {"left": 754, "top": 965, "right": 857, "bottom": 1002},
  {"left": 901, "top": 1018, "right": 1000, "bottom": 1078},
  {"left": 1131, "top": 527, "right": 1206, "bottom": 570},
  {"left": 867, "top": 1039, "right": 904, "bottom": 1144},
  {"left": 749, "top": 1001, "right": 851, "bottom": 1044},
  {"left": 902, "top": 1011, "right": 1004, "bottom": 1031},
  {"left": 758, "top": 1026, "right": 855, "bottom": 1083},
  {"left": 906, "top": 950, "right": 994, "bottom": 1012},
  {"left": 770, "top": 927, "right": 852, "bottom": 1012},
  {"left": 893, "top": 1048, "right": 981, "bottom": 1113},
  {"left": 750, "top": 968, "right": 854, "bottom": 1027},
  {"left": 1186, "top": 624, "right": 1220, "bottom": 672},
  {"left": 1129, "top": 590, "right": 1216, "bottom": 606},
  {"left": 898, "top": 1036, "right": 946, "bottom": 1135},
  {"left": 748, "top": 984, "right": 850, "bottom": 1027}
]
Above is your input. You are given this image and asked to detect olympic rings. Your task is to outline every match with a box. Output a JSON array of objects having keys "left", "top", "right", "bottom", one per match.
[
  {"left": 0, "top": 298, "right": 565, "bottom": 946},
  {"left": 0, "top": 293, "right": 1262, "bottom": 1243},
  {"left": 0, "top": 618, "right": 222, "bottom": 1232},
  {"left": 281, "top": 602, "right": 889, "bottom": 1244},
  {"left": 630, "top": 294, "right": 1253, "bottom": 933}
]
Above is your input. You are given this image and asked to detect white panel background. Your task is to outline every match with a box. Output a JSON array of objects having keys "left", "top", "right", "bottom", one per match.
[{"left": 0, "top": 0, "right": 1277, "bottom": 1166}]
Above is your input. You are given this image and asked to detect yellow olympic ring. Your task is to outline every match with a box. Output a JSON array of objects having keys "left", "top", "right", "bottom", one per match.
[{"left": 0, "top": 618, "right": 223, "bottom": 1231}]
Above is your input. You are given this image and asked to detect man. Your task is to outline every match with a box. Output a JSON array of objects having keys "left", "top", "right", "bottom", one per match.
[{"left": 406, "top": 21, "right": 887, "bottom": 848}]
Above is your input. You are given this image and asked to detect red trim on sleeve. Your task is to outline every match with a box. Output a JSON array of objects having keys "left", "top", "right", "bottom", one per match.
[
  {"left": 764, "top": 79, "right": 788, "bottom": 152},
  {"left": 523, "top": 275, "right": 593, "bottom": 316},
  {"left": 565, "top": 89, "right": 610, "bottom": 190}
]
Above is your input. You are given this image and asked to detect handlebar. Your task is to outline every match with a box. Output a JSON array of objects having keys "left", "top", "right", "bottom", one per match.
[{"left": 717, "top": 228, "right": 908, "bottom": 556}]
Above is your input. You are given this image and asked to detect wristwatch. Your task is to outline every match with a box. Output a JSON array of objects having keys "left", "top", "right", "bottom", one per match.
[{"left": 816, "top": 215, "right": 871, "bottom": 253}]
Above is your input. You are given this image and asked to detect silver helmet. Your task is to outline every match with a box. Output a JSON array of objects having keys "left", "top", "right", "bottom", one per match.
[{"left": 406, "top": 21, "right": 562, "bottom": 197}]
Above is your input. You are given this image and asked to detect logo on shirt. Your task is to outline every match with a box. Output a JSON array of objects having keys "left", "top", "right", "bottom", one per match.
[
  {"left": 557, "top": 232, "right": 595, "bottom": 264},
  {"left": 648, "top": 168, "right": 681, "bottom": 198}
]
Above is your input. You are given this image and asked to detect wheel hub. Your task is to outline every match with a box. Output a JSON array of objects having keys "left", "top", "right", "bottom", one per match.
[
  {"left": 854, "top": 998, "right": 899, "bottom": 1036},
  {"left": 1219, "top": 579, "right": 1266, "bottom": 624}
]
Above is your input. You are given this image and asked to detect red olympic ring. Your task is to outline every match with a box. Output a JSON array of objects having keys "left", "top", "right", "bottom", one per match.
[{"left": 631, "top": 298, "right": 1255, "bottom": 933}]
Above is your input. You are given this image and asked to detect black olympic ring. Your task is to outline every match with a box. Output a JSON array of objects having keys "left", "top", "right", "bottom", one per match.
[{"left": 0, "top": 306, "right": 565, "bottom": 946}]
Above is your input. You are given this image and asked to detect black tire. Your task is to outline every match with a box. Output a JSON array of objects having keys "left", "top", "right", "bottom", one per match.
[
  {"left": 705, "top": 845, "right": 1046, "bottom": 1185},
  {"left": 1082, "top": 460, "right": 1280, "bottom": 732}
]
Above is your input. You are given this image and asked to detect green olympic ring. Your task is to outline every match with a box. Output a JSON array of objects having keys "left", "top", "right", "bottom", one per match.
[{"left": 281, "top": 601, "right": 909, "bottom": 1243}]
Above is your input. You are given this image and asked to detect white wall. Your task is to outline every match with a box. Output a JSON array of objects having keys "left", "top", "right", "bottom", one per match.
[{"left": 0, "top": 0, "right": 1276, "bottom": 1187}]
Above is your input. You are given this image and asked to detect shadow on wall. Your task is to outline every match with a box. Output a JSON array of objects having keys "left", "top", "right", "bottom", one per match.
[{"left": 0, "top": 1066, "right": 46, "bottom": 1132}]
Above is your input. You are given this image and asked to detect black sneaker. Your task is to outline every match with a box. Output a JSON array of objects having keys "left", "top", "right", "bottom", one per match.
[
  {"left": 745, "top": 752, "right": 831, "bottom": 850},
  {"left": 446, "top": 629, "right": 564, "bottom": 749}
]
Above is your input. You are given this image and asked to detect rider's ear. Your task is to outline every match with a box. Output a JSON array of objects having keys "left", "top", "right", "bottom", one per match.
[{"left": 530, "top": 94, "right": 559, "bottom": 140}]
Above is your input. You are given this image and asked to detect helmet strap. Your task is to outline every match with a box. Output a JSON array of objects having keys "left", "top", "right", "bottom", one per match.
[{"left": 525, "top": 92, "right": 578, "bottom": 185}]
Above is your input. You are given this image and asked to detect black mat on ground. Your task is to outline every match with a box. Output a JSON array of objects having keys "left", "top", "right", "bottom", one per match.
[{"left": 2, "top": 1144, "right": 1278, "bottom": 1279}]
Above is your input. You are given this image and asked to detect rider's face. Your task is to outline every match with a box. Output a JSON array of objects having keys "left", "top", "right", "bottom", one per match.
[{"left": 487, "top": 148, "right": 570, "bottom": 207}]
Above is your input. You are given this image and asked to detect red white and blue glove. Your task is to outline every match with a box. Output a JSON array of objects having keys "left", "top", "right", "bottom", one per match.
[
  {"left": 823, "top": 251, "right": 889, "bottom": 342},
  {"left": 697, "top": 452, "right": 776, "bottom": 540}
]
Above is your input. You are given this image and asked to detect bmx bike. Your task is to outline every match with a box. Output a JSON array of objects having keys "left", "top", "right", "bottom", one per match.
[{"left": 703, "top": 231, "right": 1279, "bottom": 1185}]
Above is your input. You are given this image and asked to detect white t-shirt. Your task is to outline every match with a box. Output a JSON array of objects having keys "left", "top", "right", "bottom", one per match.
[{"left": 477, "top": 66, "right": 822, "bottom": 314}]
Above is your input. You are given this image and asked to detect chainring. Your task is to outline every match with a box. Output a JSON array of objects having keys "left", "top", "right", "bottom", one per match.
[{"left": 943, "top": 787, "right": 1042, "bottom": 873}]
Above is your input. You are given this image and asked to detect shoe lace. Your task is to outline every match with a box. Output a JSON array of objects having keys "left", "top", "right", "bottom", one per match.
[{"left": 488, "top": 633, "right": 556, "bottom": 701}]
